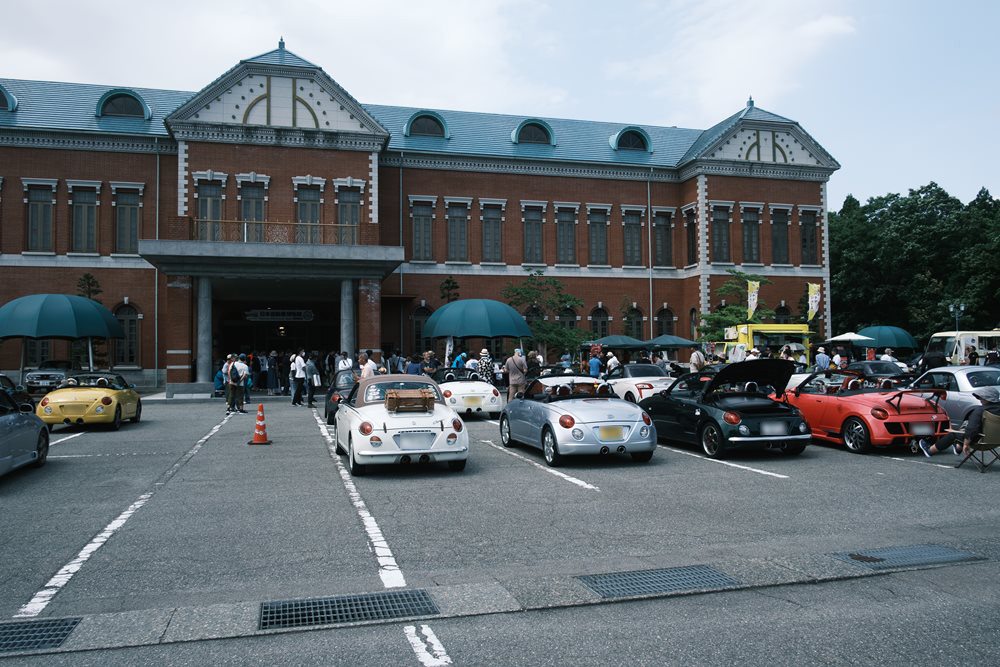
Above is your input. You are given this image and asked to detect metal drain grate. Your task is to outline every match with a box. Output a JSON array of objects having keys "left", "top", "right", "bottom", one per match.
[
  {"left": 577, "top": 565, "right": 741, "bottom": 599},
  {"left": 0, "top": 617, "right": 82, "bottom": 653},
  {"left": 832, "top": 544, "right": 979, "bottom": 570},
  {"left": 259, "top": 589, "right": 438, "bottom": 630}
]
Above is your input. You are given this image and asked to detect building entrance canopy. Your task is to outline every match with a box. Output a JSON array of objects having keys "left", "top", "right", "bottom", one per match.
[{"left": 138, "top": 240, "right": 403, "bottom": 280}]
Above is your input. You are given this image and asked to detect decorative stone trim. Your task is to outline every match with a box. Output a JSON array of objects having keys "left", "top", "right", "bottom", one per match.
[
  {"left": 520, "top": 199, "right": 548, "bottom": 212},
  {"left": 368, "top": 152, "right": 379, "bottom": 225},
  {"left": 177, "top": 140, "right": 188, "bottom": 215},
  {"left": 408, "top": 195, "right": 438, "bottom": 205},
  {"left": 767, "top": 203, "right": 793, "bottom": 211},
  {"left": 821, "top": 181, "right": 832, "bottom": 340},
  {"left": 478, "top": 197, "right": 507, "bottom": 210},
  {"left": 651, "top": 207, "right": 676, "bottom": 229},
  {"left": 0, "top": 130, "right": 176, "bottom": 155},
  {"left": 680, "top": 202, "right": 697, "bottom": 214},
  {"left": 552, "top": 201, "right": 580, "bottom": 213},
  {"left": 21, "top": 178, "right": 57, "bottom": 204},
  {"left": 620, "top": 204, "right": 646, "bottom": 228},
  {"left": 110, "top": 181, "right": 145, "bottom": 195},
  {"left": 738, "top": 201, "right": 764, "bottom": 212},
  {"left": 332, "top": 176, "right": 366, "bottom": 194},
  {"left": 697, "top": 174, "right": 710, "bottom": 317},
  {"left": 235, "top": 172, "right": 270, "bottom": 203},
  {"left": 708, "top": 200, "right": 735, "bottom": 209},
  {"left": 443, "top": 197, "right": 473, "bottom": 207},
  {"left": 167, "top": 120, "right": 385, "bottom": 153},
  {"left": 66, "top": 179, "right": 102, "bottom": 206},
  {"left": 292, "top": 175, "right": 326, "bottom": 203},
  {"left": 192, "top": 170, "right": 228, "bottom": 201}
]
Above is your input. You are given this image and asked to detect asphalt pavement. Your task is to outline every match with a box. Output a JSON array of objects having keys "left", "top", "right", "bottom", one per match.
[{"left": 1, "top": 397, "right": 998, "bottom": 665}]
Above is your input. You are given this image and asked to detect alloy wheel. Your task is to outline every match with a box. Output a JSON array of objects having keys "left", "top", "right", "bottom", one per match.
[
  {"left": 500, "top": 416, "right": 513, "bottom": 447},
  {"left": 701, "top": 423, "right": 723, "bottom": 458}
]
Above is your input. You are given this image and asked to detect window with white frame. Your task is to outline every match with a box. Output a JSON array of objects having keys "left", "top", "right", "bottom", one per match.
[
  {"left": 197, "top": 182, "right": 223, "bottom": 241},
  {"left": 742, "top": 208, "right": 760, "bottom": 263},
  {"left": 412, "top": 201, "right": 434, "bottom": 261},
  {"left": 653, "top": 211, "right": 672, "bottom": 266},
  {"left": 623, "top": 307, "right": 643, "bottom": 338},
  {"left": 115, "top": 190, "right": 141, "bottom": 253},
  {"left": 240, "top": 183, "right": 265, "bottom": 242},
  {"left": 27, "top": 187, "right": 54, "bottom": 251},
  {"left": 711, "top": 206, "right": 731, "bottom": 262},
  {"left": 482, "top": 205, "right": 503, "bottom": 263},
  {"left": 771, "top": 207, "right": 790, "bottom": 264},
  {"left": 656, "top": 308, "right": 675, "bottom": 336},
  {"left": 623, "top": 210, "right": 643, "bottom": 266},
  {"left": 446, "top": 202, "right": 468, "bottom": 261},
  {"left": 71, "top": 188, "right": 98, "bottom": 253},
  {"left": 556, "top": 208, "right": 576, "bottom": 264},
  {"left": 296, "top": 187, "right": 321, "bottom": 244},
  {"left": 591, "top": 307, "right": 609, "bottom": 338},
  {"left": 114, "top": 304, "right": 140, "bottom": 366},
  {"left": 801, "top": 210, "right": 819, "bottom": 264},
  {"left": 685, "top": 208, "right": 697, "bottom": 265},
  {"left": 588, "top": 207, "right": 608, "bottom": 265},
  {"left": 338, "top": 190, "right": 361, "bottom": 245},
  {"left": 523, "top": 207, "right": 544, "bottom": 264}
]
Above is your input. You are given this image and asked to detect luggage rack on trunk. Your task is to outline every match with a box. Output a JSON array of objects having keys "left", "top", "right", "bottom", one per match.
[{"left": 385, "top": 388, "right": 436, "bottom": 413}]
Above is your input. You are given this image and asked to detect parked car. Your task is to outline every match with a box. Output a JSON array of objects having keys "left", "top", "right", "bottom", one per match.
[
  {"left": 845, "top": 361, "right": 911, "bottom": 387},
  {"left": 433, "top": 368, "right": 502, "bottom": 419},
  {"left": 333, "top": 375, "right": 468, "bottom": 474},
  {"left": 603, "top": 363, "right": 676, "bottom": 403},
  {"left": 0, "top": 373, "right": 34, "bottom": 408},
  {"left": 23, "top": 360, "right": 76, "bottom": 394},
  {"left": 324, "top": 369, "right": 358, "bottom": 425},
  {"left": 0, "top": 390, "right": 49, "bottom": 477},
  {"left": 908, "top": 366, "right": 1000, "bottom": 426},
  {"left": 36, "top": 373, "right": 141, "bottom": 430},
  {"left": 783, "top": 369, "right": 949, "bottom": 453},
  {"left": 640, "top": 359, "right": 810, "bottom": 458},
  {"left": 500, "top": 372, "right": 656, "bottom": 465}
]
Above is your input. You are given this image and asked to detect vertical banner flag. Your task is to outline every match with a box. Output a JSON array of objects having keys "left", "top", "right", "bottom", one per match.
[
  {"left": 747, "top": 281, "right": 760, "bottom": 320},
  {"left": 807, "top": 283, "right": 821, "bottom": 321}
]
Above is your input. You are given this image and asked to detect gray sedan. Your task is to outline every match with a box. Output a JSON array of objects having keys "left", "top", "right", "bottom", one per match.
[
  {"left": 499, "top": 374, "right": 656, "bottom": 466},
  {"left": 0, "top": 390, "right": 49, "bottom": 478},
  {"left": 910, "top": 366, "right": 1000, "bottom": 424}
]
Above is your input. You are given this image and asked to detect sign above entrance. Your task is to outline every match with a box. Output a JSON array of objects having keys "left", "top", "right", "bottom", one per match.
[{"left": 245, "top": 309, "right": 315, "bottom": 322}]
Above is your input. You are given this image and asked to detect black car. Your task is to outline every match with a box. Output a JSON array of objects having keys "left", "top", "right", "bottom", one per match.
[
  {"left": 324, "top": 369, "right": 358, "bottom": 424},
  {"left": 639, "top": 359, "right": 811, "bottom": 458},
  {"left": 845, "top": 361, "right": 911, "bottom": 388},
  {"left": 0, "top": 374, "right": 34, "bottom": 408}
]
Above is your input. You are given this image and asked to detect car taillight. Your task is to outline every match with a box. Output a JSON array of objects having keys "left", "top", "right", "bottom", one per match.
[
  {"left": 870, "top": 407, "right": 888, "bottom": 420},
  {"left": 443, "top": 390, "right": 453, "bottom": 398},
  {"left": 492, "top": 388, "right": 500, "bottom": 397},
  {"left": 452, "top": 418, "right": 463, "bottom": 432},
  {"left": 642, "top": 413, "right": 651, "bottom": 425},
  {"left": 723, "top": 411, "right": 741, "bottom": 425},
  {"left": 359, "top": 422, "right": 373, "bottom": 435},
  {"left": 40, "top": 397, "right": 49, "bottom": 407},
  {"left": 101, "top": 396, "right": 112, "bottom": 405},
  {"left": 332, "top": 394, "right": 341, "bottom": 402},
  {"left": 559, "top": 415, "right": 575, "bottom": 429},
  {"left": 636, "top": 383, "right": 653, "bottom": 390}
]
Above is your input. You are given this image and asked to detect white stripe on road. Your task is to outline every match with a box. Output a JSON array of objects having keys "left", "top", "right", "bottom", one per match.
[
  {"left": 481, "top": 439, "right": 600, "bottom": 491},
  {"left": 49, "top": 452, "right": 174, "bottom": 458},
  {"left": 311, "top": 410, "right": 406, "bottom": 588},
  {"left": 404, "top": 625, "right": 453, "bottom": 666},
  {"left": 660, "top": 445, "right": 789, "bottom": 479},
  {"left": 889, "top": 456, "right": 954, "bottom": 470},
  {"left": 50, "top": 432, "right": 85, "bottom": 446},
  {"left": 15, "top": 414, "right": 232, "bottom": 618}
]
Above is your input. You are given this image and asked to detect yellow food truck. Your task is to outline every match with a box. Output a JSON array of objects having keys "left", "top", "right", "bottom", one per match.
[{"left": 712, "top": 324, "right": 812, "bottom": 361}]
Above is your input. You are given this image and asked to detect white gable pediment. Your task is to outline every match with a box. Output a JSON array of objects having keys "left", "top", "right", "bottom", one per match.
[{"left": 704, "top": 123, "right": 836, "bottom": 168}]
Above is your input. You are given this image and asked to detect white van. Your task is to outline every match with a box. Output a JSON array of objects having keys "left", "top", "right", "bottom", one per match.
[{"left": 925, "top": 330, "right": 1000, "bottom": 365}]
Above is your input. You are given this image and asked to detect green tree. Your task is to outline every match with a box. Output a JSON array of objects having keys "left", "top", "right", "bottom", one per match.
[
  {"left": 501, "top": 269, "right": 589, "bottom": 358},
  {"left": 76, "top": 273, "right": 103, "bottom": 303},
  {"left": 439, "top": 275, "right": 460, "bottom": 303},
  {"left": 697, "top": 269, "right": 775, "bottom": 342}
]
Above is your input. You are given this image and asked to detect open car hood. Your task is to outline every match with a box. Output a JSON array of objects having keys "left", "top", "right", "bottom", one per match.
[{"left": 703, "top": 359, "right": 796, "bottom": 397}]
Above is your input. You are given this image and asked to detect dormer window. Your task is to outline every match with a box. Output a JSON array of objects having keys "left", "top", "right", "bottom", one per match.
[
  {"left": 410, "top": 115, "right": 445, "bottom": 137},
  {"left": 618, "top": 130, "right": 647, "bottom": 151},
  {"left": 96, "top": 89, "right": 151, "bottom": 119},
  {"left": 0, "top": 83, "right": 17, "bottom": 111},
  {"left": 518, "top": 122, "right": 550, "bottom": 144}
]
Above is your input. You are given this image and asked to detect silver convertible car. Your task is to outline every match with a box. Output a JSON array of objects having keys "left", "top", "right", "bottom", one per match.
[
  {"left": 499, "top": 370, "right": 656, "bottom": 466},
  {"left": 0, "top": 390, "right": 49, "bottom": 478},
  {"left": 909, "top": 365, "right": 1000, "bottom": 425}
]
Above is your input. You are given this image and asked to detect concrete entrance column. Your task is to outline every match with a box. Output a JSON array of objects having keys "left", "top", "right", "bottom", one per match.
[
  {"left": 196, "top": 277, "right": 212, "bottom": 383},
  {"left": 340, "top": 279, "right": 356, "bottom": 354}
]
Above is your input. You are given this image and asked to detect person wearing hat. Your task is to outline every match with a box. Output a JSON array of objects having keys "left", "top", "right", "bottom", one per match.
[
  {"left": 746, "top": 348, "right": 761, "bottom": 361},
  {"left": 478, "top": 348, "right": 494, "bottom": 384},
  {"left": 815, "top": 346, "right": 831, "bottom": 370},
  {"left": 605, "top": 350, "right": 621, "bottom": 373},
  {"left": 880, "top": 347, "right": 897, "bottom": 362},
  {"left": 919, "top": 386, "right": 1000, "bottom": 457}
]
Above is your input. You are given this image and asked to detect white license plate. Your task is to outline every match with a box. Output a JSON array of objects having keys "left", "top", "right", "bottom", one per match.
[
  {"left": 38, "top": 381, "right": 52, "bottom": 386},
  {"left": 399, "top": 434, "right": 432, "bottom": 450},
  {"left": 463, "top": 396, "right": 482, "bottom": 407},
  {"left": 761, "top": 421, "right": 787, "bottom": 436},
  {"left": 598, "top": 425, "right": 624, "bottom": 441},
  {"left": 910, "top": 423, "right": 934, "bottom": 435}
]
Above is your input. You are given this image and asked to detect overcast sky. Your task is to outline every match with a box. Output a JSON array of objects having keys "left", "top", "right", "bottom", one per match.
[{"left": 4, "top": 0, "right": 998, "bottom": 210}]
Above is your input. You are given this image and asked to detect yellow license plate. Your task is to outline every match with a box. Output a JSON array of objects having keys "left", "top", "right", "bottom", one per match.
[
  {"left": 463, "top": 396, "right": 482, "bottom": 406},
  {"left": 598, "top": 426, "right": 623, "bottom": 441}
]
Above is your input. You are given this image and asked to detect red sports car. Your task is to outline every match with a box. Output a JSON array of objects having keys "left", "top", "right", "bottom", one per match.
[{"left": 783, "top": 370, "right": 949, "bottom": 453}]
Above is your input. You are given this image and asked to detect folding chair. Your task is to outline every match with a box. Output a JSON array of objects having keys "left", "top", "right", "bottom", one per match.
[{"left": 956, "top": 410, "right": 1000, "bottom": 472}]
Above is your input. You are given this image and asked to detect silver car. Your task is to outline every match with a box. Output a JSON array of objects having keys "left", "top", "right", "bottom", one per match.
[
  {"left": 499, "top": 372, "right": 656, "bottom": 466},
  {"left": 24, "top": 360, "right": 76, "bottom": 394},
  {"left": 910, "top": 366, "right": 1000, "bottom": 424},
  {"left": 0, "top": 390, "right": 49, "bottom": 478}
]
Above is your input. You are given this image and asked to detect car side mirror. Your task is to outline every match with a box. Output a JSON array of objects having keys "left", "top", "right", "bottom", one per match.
[
  {"left": 793, "top": 388, "right": 801, "bottom": 397},
  {"left": 129, "top": 383, "right": 136, "bottom": 389},
  {"left": 19, "top": 404, "right": 33, "bottom": 414},
  {"left": 514, "top": 392, "right": 524, "bottom": 400}
]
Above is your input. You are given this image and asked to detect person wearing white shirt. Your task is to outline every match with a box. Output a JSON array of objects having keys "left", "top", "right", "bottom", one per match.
[
  {"left": 465, "top": 356, "right": 479, "bottom": 371},
  {"left": 337, "top": 351, "right": 353, "bottom": 372},
  {"left": 605, "top": 351, "right": 621, "bottom": 373},
  {"left": 359, "top": 353, "right": 378, "bottom": 379},
  {"left": 832, "top": 351, "right": 842, "bottom": 367},
  {"left": 291, "top": 349, "right": 307, "bottom": 406},
  {"left": 880, "top": 348, "right": 897, "bottom": 362}
]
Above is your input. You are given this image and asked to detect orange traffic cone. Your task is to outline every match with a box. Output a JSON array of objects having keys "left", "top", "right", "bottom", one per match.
[{"left": 248, "top": 404, "right": 272, "bottom": 445}]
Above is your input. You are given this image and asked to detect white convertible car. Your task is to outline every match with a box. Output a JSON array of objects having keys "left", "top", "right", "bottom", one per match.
[
  {"left": 333, "top": 375, "right": 469, "bottom": 474},
  {"left": 433, "top": 368, "right": 502, "bottom": 419},
  {"left": 603, "top": 363, "right": 677, "bottom": 402}
]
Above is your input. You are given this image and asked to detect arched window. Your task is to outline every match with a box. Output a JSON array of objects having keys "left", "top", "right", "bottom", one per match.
[
  {"left": 518, "top": 122, "right": 550, "bottom": 144},
  {"left": 0, "top": 89, "right": 8, "bottom": 112},
  {"left": 774, "top": 306, "right": 791, "bottom": 324},
  {"left": 656, "top": 308, "right": 675, "bottom": 336},
  {"left": 618, "top": 130, "right": 647, "bottom": 151},
  {"left": 557, "top": 307, "right": 577, "bottom": 329},
  {"left": 412, "top": 306, "right": 432, "bottom": 354},
  {"left": 524, "top": 305, "right": 544, "bottom": 330},
  {"left": 590, "top": 307, "right": 609, "bottom": 339},
  {"left": 624, "top": 307, "right": 643, "bottom": 339},
  {"left": 114, "top": 305, "right": 140, "bottom": 367},
  {"left": 409, "top": 115, "right": 445, "bottom": 137},
  {"left": 101, "top": 94, "right": 145, "bottom": 118},
  {"left": 689, "top": 308, "right": 698, "bottom": 340},
  {"left": 0, "top": 83, "right": 17, "bottom": 112}
]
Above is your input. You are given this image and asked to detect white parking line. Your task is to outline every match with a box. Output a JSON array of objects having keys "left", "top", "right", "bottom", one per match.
[
  {"left": 50, "top": 432, "right": 85, "bottom": 446},
  {"left": 311, "top": 410, "right": 454, "bottom": 665},
  {"left": 14, "top": 414, "right": 232, "bottom": 618},
  {"left": 660, "top": 445, "right": 789, "bottom": 479},
  {"left": 404, "top": 625, "right": 453, "bottom": 666},
  {"left": 481, "top": 439, "right": 600, "bottom": 491},
  {"left": 888, "top": 456, "right": 954, "bottom": 470}
]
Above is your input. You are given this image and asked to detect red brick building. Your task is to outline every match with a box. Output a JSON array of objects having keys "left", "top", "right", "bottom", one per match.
[{"left": 0, "top": 42, "right": 838, "bottom": 390}]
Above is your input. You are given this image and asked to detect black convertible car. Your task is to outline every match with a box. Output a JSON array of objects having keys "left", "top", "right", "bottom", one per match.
[{"left": 639, "top": 359, "right": 811, "bottom": 458}]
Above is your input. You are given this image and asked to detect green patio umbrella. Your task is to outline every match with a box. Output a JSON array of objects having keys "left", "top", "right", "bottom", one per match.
[
  {"left": 855, "top": 325, "right": 919, "bottom": 350},
  {"left": 422, "top": 299, "right": 533, "bottom": 339},
  {"left": 0, "top": 294, "right": 125, "bottom": 375},
  {"left": 584, "top": 335, "right": 647, "bottom": 349},
  {"left": 644, "top": 334, "right": 699, "bottom": 349}
]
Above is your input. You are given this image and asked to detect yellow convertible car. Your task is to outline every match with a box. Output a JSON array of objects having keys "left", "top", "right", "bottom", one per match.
[{"left": 36, "top": 373, "right": 141, "bottom": 430}]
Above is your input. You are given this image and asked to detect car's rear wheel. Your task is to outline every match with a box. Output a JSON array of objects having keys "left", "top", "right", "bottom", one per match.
[
  {"left": 110, "top": 405, "right": 122, "bottom": 431},
  {"left": 333, "top": 422, "right": 345, "bottom": 455},
  {"left": 624, "top": 392, "right": 636, "bottom": 403},
  {"left": 779, "top": 443, "right": 807, "bottom": 456},
  {"left": 631, "top": 451, "right": 653, "bottom": 462},
  {"left": 700, "top": 422, "right": 725, "bottom": 458},
  {"left": 349, "top": 436, "right": 366, "bottom": 475},
  {"left": 31, "top": 430, "right": 49, "bottom": 468},
  {"left": 542, "top": 427, "right": 563, "bottom": 467},
  {"left": 130, "top": 400, "right": 142, "bottom": 423},
  {"left": 842, "top": 417, "right": 872, "bottom": 453},
  {"left": 500, "top": 415, "right": 515, "bottom": 447},
  {"left": 448, "top": 459, "right": 467, "bottom": 472}
]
